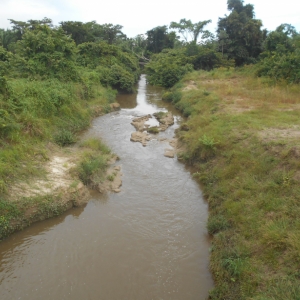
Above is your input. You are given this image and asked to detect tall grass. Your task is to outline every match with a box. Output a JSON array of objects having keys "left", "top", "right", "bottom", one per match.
[
  {"left": 77, "top": 138, "right": 112, "bottom": 185},
  {"left": 168, "top": 67, "right": 300, "bottom": 299},
  {"left": 0, "top": 76, "right": 116, "bottom": 194}
]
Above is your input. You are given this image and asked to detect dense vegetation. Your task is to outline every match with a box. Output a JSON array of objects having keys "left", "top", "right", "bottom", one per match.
[
  {"left": 165, "top": 68, "right": 300, "bottom": 299},
  {"left": 1, "top": 0, "right": 300, "bottom": 297},
  {"left": 0, "top": 19, "right": 139, "bottom": 197},
  {"left": 142, "top": 0, "right": 299, "bottom": 87}
]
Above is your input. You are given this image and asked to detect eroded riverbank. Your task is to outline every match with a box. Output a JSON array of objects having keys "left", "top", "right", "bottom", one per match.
[{"left": 0, "top": 75, "right": 213, "bottom": 299}]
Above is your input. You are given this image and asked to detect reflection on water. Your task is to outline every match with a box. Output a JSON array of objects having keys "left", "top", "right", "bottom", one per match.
[
  {"left": 116, "top": 91, "right": 137, "bottom": 109},
  {"left": 0, "top": 75, "right": 213, "bottom": 300}
]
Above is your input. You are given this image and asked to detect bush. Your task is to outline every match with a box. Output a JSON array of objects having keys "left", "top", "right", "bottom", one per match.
[
  {"left": 53, "top": 129, "right": 76, "bottom": 146},
  {"left": 257, "top": 51, "right": 300, "bottom": 83},
  {"left": 147, "top": 127, "right": 159, "bottom": 134},
  {"left": 78, "top": 154, "right": 107, "bottom": 185},
  {"left": 146, "top": 49, "right": 193, "bottom": 87}
]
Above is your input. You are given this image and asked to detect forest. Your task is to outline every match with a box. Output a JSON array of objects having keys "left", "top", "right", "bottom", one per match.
[{"left": 1, "top": 0, "right": 300, "bottom": 299}]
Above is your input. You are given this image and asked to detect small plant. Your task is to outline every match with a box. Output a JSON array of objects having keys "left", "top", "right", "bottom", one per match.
[
  {"left": 107, "top": 174, "right": 115, "bottom": 181},
  {"left": 54, "top": 129, "right": 76, "bottom": 146},
  {"left": 154, "top": 111, "right": 167, "bottom": 120},
  {"left": 78, "top": 154, "right": 107, "bottom": 185},
  {"left": 199, "top": 134, "right": 219, "bottom": 149},
  {"left": 147, "top": 127, "right": 159, "bottom": 134}
]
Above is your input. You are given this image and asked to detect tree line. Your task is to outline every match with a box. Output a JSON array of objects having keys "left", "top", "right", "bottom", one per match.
[{"left": 142, "top": 0, "right": 300, "bottom": 86}]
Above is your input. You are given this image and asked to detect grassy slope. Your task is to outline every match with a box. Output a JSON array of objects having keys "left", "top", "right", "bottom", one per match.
[
  {"left": 167, "top": 68, "right": 300, "bottom": 299},
  {"left": 0, "top": 77, "right": 116, "bottom": 239}
]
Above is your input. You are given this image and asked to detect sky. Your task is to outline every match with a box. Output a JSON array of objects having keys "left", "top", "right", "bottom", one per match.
[{"left": 1, "top": 0, "right": 299, "bottom": 37}]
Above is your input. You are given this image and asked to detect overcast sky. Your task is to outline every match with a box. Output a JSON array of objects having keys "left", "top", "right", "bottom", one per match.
[{"left": 1, "top": 0, "right": 299, "bottom": 37}]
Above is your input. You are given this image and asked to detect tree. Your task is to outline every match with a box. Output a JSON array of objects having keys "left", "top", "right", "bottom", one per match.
[
  {"left": 0, "top": 29, "right": 18, "bottom": 50},
  {"left": 145, "top": 48, "right": 193, "bottom": 87},
  {"left": 146, "top": 26, "right": 176, "bottom": 54},
  {"left": 60, "top": 21, "right": 126, "bottom": 45},
  {"left": 257, "top": 24, "right": 300, "bottom": 83},
  {"left": 60, "top": 21, "right": 93, "bottom": 45},
  {"left": 15, "top": 25, "right": 78, "bottom": 80},
  {"left": 170, "top": 18, "right": 212, "bottom": 43},
  {"left": 9, "top": 18, "right": 52, "bottom": 40},
  {"left": 263, "top": 24, "right": 298, "bottom": 53},
  {"left": 217, "top": 0, "right": 264, "bottom": 65}
]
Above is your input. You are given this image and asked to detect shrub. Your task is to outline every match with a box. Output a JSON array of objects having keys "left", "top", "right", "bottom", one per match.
[
  {"left": 78, "top": 154, "right": 107, "bottom": 185},
  {"left": 53, "top": 129, "right": 76, "bottom": 146},
  {"left": 147, "top": 127, "right": 159, "bottom": 134}
]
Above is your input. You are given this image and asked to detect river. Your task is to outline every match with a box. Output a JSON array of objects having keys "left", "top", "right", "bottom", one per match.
[{"left": 0, "top": 75, "right": 213, "bottom": 299}]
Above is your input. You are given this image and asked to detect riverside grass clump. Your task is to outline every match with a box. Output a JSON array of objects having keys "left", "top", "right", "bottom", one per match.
[
  {"left": 166, "top": 67, "right": 300, "bottom": 299},
  {"left": 76, "top": 138, "right": 112, "bottom": 186}
]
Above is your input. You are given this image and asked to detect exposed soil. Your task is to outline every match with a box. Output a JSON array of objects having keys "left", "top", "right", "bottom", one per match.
[
  {"left": 258, "top": 126, "right": 300, "bottom": 142},
  {"left": 6, "top": 141, "right": 123, "bottom": 237},
  {"left": 182, "top": 80, "right": 198, "bottom": 91}
]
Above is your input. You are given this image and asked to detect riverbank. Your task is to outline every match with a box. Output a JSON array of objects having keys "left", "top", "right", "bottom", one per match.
[
  {"left": 0, "top": 135, "right": 122, "bottom": 241},
  {"left": 165, "top": 68, "right": 300, "bottom": 299},
  {"left": 0, "top": 78, "right": 121, "bottom": 240}
]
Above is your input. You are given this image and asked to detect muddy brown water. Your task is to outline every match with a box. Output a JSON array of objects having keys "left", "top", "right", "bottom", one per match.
[{"left": 0, "top": 75, "right": 213, "bottom": 299}]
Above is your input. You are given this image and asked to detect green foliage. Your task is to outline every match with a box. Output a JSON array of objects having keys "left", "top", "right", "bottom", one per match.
[
  {"left": 147, "top": 127, "right": 159, "bottom": 134},
  {"left": 217, "top": 0, "right": 265, "bottom": 65},
  {"left": 186, "top": 42, "right": 234, "bottom": 70},
  {"left": 60, "top": 21, "right": 126, "bottom": 46},
  {"left": 0, "top": 199, "right": 20, "bottom": 239},
  {"left": 172, "top": 68, "right": 300, "bottom": 299},
  {"left": 257, "top": 51, "right": 300, "bottom": 83},
  {"left": 0, "top": 109, "right": 19, "bottom": 137},
  {"left": 170, "top": 18, "right": 212, "bottom": 43},
  {"left": 146, "top": 49, "right": 193, "bottom": 87},
  {"left": 207, "top": 215, "right": 230, "bottom": 234},
  {"left": 199, "top": 134, "right": 219, "bottom": 149},
  {"left": 15, "top": 25, "right": 78, "bottom": 81},
  {"left": 78, "top": 153, "right": 107, "bottom": 185},
  {"left": 257, "top": 25, "right": 300, "bottom": 83},
  {"left": 77, "top": 41, "right": 139, "bottom": 91},
  {"left": 80, "top": 138, "right": 111, "bottom": 154},
  {"left": 107, "top": 173, "right": 116, "bottom": 181},
  {"left": 53, "top": 129, "right": 76, "bottom": 146},
  {"left": 146, "top": 26, "right": 176, "bottom": 54},
  {"left": 77, "top": 138, "right": 112, "bottom": 185}
]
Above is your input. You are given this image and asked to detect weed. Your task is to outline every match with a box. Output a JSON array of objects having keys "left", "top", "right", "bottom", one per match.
[
  {"left": 153, "top": 111, "right": 167, "bottom": 120},
  {"left": 199, "top": 134, "right": 219, "bottom": 149},
  {"left": 54, "top": 129, "right": 76, "bottom": 146},
  {"left": 147, "top": 127, "right": 159, "bottom": 134},
  {"left": 78, "top": 155, "right": 107, "bottom": 185},
  {"left": 107, "top": 174, "right": 115, "bottom": 181}
]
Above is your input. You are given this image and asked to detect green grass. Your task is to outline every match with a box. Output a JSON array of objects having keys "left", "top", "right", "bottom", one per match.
[
  {"left": 147, "top": 126, "right": 159, "bottom": 134},
  {"left": 77, "top": 138, "right": 112, "bottom": 186},
  {"left": 0, "top": 78, "right": 116, "bottom": 194},
  {"left": 167, "top": 67, "right": 300, "bottom": 299}
]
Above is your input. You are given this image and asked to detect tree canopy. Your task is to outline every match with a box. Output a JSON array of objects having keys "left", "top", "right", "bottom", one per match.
[{"left": 217, "top": 0, "right": 265, "bottom": 65}]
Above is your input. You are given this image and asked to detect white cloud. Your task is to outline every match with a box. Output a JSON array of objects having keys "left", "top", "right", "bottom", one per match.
[{"left": 1, "top": 0, "right": 299, "bottom": 36}]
